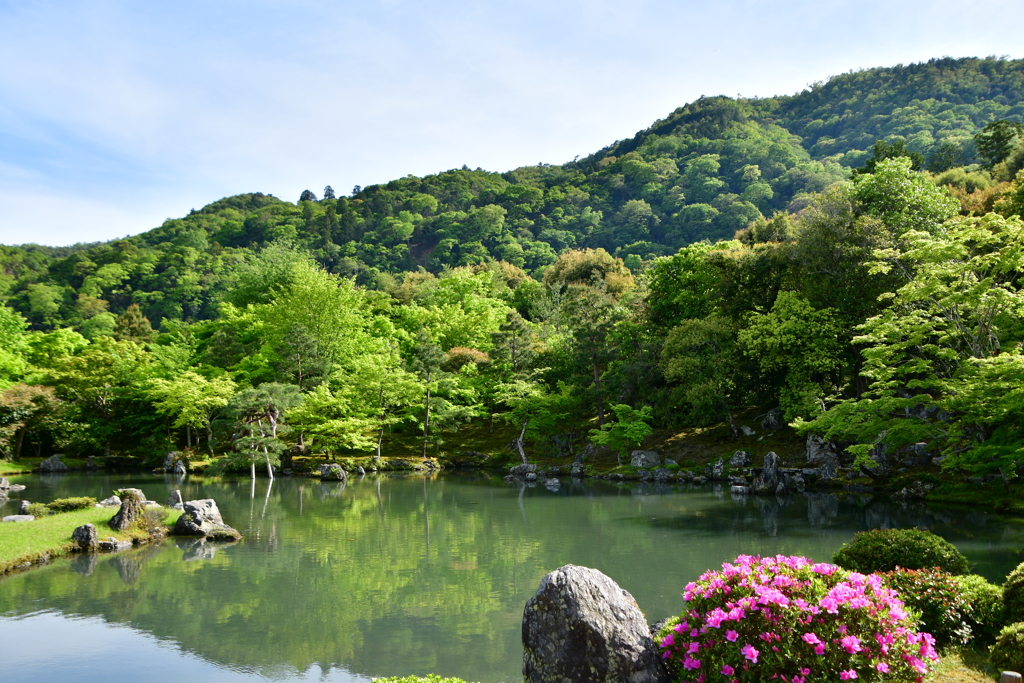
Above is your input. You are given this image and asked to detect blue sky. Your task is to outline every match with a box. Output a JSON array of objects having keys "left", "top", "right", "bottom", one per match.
[{"left": 1, "top": 0, "right": 1023, "bottom": 246}]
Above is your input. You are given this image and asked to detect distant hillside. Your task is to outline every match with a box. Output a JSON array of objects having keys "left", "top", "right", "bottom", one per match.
[{"left": 2, "top": 56, "right": 1022, "bottom": 332}]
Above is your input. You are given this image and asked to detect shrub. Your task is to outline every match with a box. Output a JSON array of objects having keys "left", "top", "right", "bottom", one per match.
[
  {"left": 1004, "top": 561, "right": 1024, "bottom": 623},
  {"left": 882, "top": 568, "right": 972, "bottom": 647},
  {"left": 25, "top": 502, "right": 51, "bottom": 517},
  {"left": 373, "top": 677, "right": 476, "bottom": 683},
  {"left": 990, "top": 621, "right": 1024, "bottom": 673},
  {"left": 47, "top": 497, "right": 97, "bottom": 513},
  {"left": 956, "top": 574, "right": 1005, "bottom": 644},
  {"left": 832, "top": 528, "right": 969, "bottom": 575},
  {"left": 657, "top": 554, "right": 938, "bottom": 683}
]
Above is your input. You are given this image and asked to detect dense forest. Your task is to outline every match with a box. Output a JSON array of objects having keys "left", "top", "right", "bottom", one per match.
[{"left": 2, "top": 56, "right": 1024, "bottom": 479}]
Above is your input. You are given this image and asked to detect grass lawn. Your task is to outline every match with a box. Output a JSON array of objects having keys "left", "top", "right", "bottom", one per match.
[{"left": 1, "top": 506, "right": 182, "bottom": 575}]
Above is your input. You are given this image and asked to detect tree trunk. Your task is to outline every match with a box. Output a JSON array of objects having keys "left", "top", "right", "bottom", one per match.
[
  {"left": 251, "top": 461, "right": 256, "bottom": 481},
  {"left": 421, "top": 382, "right": 431, "bottom": 459},
  {"left": 515, "top": 419, "right": 529, "bottom": 464},
  {"left": 592, "top": 360, "right": 605, "bottom": 426},
  {"left": 264, "top": 446, "right": 274, "bottom": 480},
  {"left": 109, "top": 488, "right": 145, "bottom": 531},
  {"left": 206, "top": 422, "right": 214, "bottom": 455},
  {"left": 724, "top": 406, "right": 739, "bottom": 438},
  {"left": 14, "top": 428, "right": 25, "bottom": 460},
  {"left": 186, "top": 425, "right": 192, "bottom": 449},
  {"left": 377, "top": 424, "right": 385, "bottom": 458}
]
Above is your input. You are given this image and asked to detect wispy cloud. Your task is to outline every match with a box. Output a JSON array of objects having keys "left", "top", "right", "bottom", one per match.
[{"left": 1, "top": 0, "right": 1022, "bottom": 244}]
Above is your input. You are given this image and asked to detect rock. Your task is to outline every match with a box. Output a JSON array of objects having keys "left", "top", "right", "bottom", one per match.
[
  {"left": 638, "top": 469, "right": 651, "bottom": 481},
  {"left": 388, "top": 458, "right": 416, "bottom": 470},
  {"left": 543, "top": 478, "right": 561, "bottom": 491},
  {"left": 740, "top": 425, "right": 756, "bottom": 437},
  {"left": 629, "top": 451, "right": 660, "bottom": 468},
  {"left": 173, "top": 499, "right": 240, "bottom": 541},
  {"left": 2, "top": 515, "right": 34, "bottom": 522},
  {"left": 653, "top": 468, "right": 671, "bottom": 482},
  {"left": 0, "top": 477, "right": 8, "bottom": 490},
  {"left": 892, "top": 481, "right": 935, "bottom": 501},
  {"left": 449, "top": 450, "right": 489, "bottom": 468},
  {"left": 98, "top": 537, "right": 133, "bottom": 552},
  {"left": 172, "top": 460, "right": 187, "bottom": 475},
  {"left": 162, "top": 451, "right": 189, "bottom": 474},
  {"left": 761, "top": 407, "right": 785, "bottom": 431},
  {"left": 729, "top": 450, "right": 751, "bottom": 467},
  {"left": 86, "top": 456, "right": 97, "bottom": 469},
  {"left": 525, "top": 473, "right": 538, "bottom": 482},
  {"left": 98, "top": 495, "right": 122, "bottom": 507},
  {"left": 509, "top": 463, "right": 538, "bottom": 478},
  {"left": 38, "top": 454, "right": 67, "bottom": 472},
  {"left": 751, "top": 452, "right": 783, "bottom": 495},
  {"left": 318, "top": 463, "right": 347, "bottom": 481},
  {"left": 730, "top": 485, "right": 748, "bottom": 495},
  {"left": 570, "top": 464, "right": 585, "bottom": 478},
  {"left": 109, "top": 488, "right": 146, "bottom": 531},
  {"left": 664, "top": 459, "right": 678, "bottom": 467},
  {"left": 18, "top": 500, "right": 30, "bottom": 515},
  {"left": 357, "top": 466, "right": 366, "bottom": 476},
  {"left": 692, "top": 475, "right": 708, "bottom": 484},
  {"left": 711, "top": 458, "right": 725, "bottom": 480},
  {"left": 166, "top": 490, "right": 184, "bottom": 509},
  {"left": 605, "top": 473, "right": 624, "bottom": 481},
  {"left": 5, "top": 483, "right": 25, "bottom": 492},
  {"left": 72, "top": 523, "right": 98, "bottom": 550},
  {"left": 522, "top": 564, "right": 669, "bottom": 683}
]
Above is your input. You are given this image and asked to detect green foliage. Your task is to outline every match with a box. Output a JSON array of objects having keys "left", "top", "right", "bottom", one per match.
[
  {"left": 956, "top": 574, "right": 1005, "bottom": 644},
  {"left": 1004, "top": 561, "right": 1024, "bottom": 624},
  {"left": 46, "top": 496, "right": 97, "bottom": 513},
  {"left": 588, "top": 404, "right": 653, "bottom": 461},
  {"left": 25, "top": 502, "right": 51, "bottom": 517},
  {"left": 881, "top": 568, "right": 972, "bottom": 647},
  {"left": 373, "top": 674, "right": 477, "bottom": 682},
  {"left": 990, "top": 621, "right": 1024, "bottom": 673},
  {"left": 832, "top": 528, "right": 969, "bottom": 575}
]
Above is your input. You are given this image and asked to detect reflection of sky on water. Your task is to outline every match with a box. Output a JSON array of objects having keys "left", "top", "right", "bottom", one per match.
[
  {"left": 1, "top": 473, "right": 1022, "bottom": 683},
  {"left": 0, "top": 611, "right": 368, "bottom": 683}
]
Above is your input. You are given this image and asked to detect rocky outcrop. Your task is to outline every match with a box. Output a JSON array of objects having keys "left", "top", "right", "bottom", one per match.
[
  {"left": 172, "top": 499, "right": 241, "bottom": 540},
  {"left": 18, "top": 500, "right": 30, "bottom": 515},
  {"left": 522, "top": 564, "right": 668, "bottom": 683},
  {"left": 2, "top": 515, "right": 34, "bottom": 522},
  {"left": 98, "top": 537, "right": 133, "bottom": 551},
  {"left": 72, "top": 523, "right": 99, "bottom": 550},
  {"left": 629, "top": 451, "right": 660, "bottom": 468},
  {"left": 509, "top": 463, "right": 538, "bottom": 478},
  {"left": 318, "top": 463, "right": 347, "bottom": 481},
  {"left": 166, "top": 490, "right": 184, "bottom": 509},
  {"left": 752, "top": 452, "right": 783, "bottom": 495},
  {"left": 109, "top": 488, "right": 146, "bottom": 531},
  {"left": 761, "top": 407, "right": 784, "bottom": 431},
  {"left": 98, "top": 495, "right": 122, "bottom": 507},
  {"left": 38, "top": 455, "right": 67, "bottom": 472},
  {"left": 729, "top": 450, "right": 751, "bottom": 467},
  {"left": 447, "top": 450, "right": 489, "bottom": 468}
]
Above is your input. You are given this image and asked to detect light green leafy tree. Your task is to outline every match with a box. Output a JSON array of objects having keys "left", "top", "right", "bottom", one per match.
[
  {"left": 146, "top": 371, "right": 237, "bottom": 453},
  {"left": 588, "top": 404, "right": 653, "bottom": 466}
]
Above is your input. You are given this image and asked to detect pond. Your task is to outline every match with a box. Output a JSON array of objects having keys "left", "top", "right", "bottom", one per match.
[{"left": 1, "top": 472, "right": 1022, "bottom": 682}]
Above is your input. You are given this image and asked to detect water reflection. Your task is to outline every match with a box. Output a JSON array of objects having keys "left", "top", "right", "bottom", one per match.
[{"left": 0, "top": 473, "right": 1021, "bottom": 683}]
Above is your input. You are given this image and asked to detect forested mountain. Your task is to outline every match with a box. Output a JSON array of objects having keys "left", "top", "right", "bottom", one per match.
[
  {"left": 2, "top": 56, "right": 1024, "bottom": 483},
  {"left": 2, "top": 57, "right": 1022, "bottom": 331}
]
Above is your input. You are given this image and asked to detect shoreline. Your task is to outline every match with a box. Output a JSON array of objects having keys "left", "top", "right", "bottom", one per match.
[{"left": 0, "top": 506, "right": 183, "bottom": 578}]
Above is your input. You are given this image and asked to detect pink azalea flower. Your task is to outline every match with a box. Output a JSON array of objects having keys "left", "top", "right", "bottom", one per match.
[
  {"left": 725, "top": 630, "right": 739, "bottom": 642},
  {"left": 839, "top": 669, "right": 858, "bottom": 680},
  {"left": 814, "top": 643, "right": 826, "bottom": 656},
  {"left": 721, "top": 664, "right": 734, "bottom": 675},
  {"left": 876, "top": 662, "right": 890, "bottom": 673},
  {"left": 741, "top": 644, "right": 759, "bottom": 663},
  {"left": 801, "top": 632, "right": 821, "bottom": 646}
]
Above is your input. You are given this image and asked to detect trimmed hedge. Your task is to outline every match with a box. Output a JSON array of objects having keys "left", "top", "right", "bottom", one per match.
[
  {"left": 882, "top": 568, "right": 972, "bottom": 647},
  {"left": 832, "top": 528, "right": 969, "bottom": 575},
  {"left": 48, "top": 497, "right": 97, "bottom": 513},
  {"left": 1004, "top": 561, "right": 1024, "bottom": 623},
  {"left": 957, "top": 574, "right": 1005, "bottom": 644},
  {"left": 990, "top": 621, "right": 1024, "bottom": 673}
]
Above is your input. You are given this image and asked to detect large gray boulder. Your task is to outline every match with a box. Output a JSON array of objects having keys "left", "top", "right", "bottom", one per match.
[
  {"left": 629, "top": 451, "right": 660, "bottom": 468},
  {"left": 751, "top": 451, "right": 783, "bottom": 495},
  {"left": 38, "top": 455, "right": 67, "bottom": 472},
  {"left": 523, "top": 564, "right": 668, "bottom": 683},
  {"left": 729, "top": 450, "right": 752, "bottom": 467},
  {"left": 318, "top": 463, "right": 347, "bottom": 481},
  {"left": 72, "top": 523, "right": 98, "bottom": 550},
  {"left": 173, "top": 499, "right": 241, "bottom": 540},
  {"left": 0, "top": 476, "right": 8, "bottom": 489},
  {"left": 509, "top": 463, "right": 538, "bottom": 478},
  {"left": 2, "top": 515, "right": 34, "bottom": 522}
]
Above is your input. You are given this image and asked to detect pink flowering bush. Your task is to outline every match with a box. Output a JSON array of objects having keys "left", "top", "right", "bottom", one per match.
[{"left": 657, "top": 555, "right": 938, "bottom": 683}]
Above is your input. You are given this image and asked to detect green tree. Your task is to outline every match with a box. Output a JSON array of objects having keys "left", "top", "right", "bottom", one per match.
[
  {"left": 114, "top": 303, "right": 156, "bottom": 343},
  {"left": 227, "top": 383, "right": 303, "bottom": 479},
  {"left": 588, "top": 404, "right": 653, "bottom": 466},
  {"left": 146, "top": 372, "right": 237, "bottom": 452},
  {"left": 409, "top": 332, "right": 447, "bottom": 458},
  {"left": 974, "top": 120, "right": 1024, "bottom": 168}
]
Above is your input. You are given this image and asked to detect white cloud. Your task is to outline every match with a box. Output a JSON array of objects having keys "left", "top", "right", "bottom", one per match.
[{"left": 0, "top": 0, "right": 1022, "bottom": 244}]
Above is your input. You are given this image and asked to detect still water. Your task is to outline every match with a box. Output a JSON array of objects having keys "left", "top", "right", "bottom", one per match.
[{"left": 1, "top": 472, "right": 1022, "bottom": 682}]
